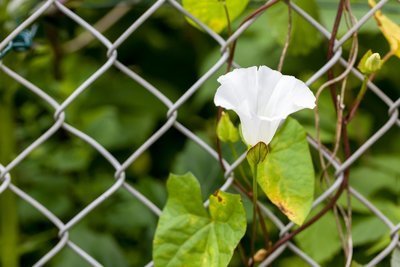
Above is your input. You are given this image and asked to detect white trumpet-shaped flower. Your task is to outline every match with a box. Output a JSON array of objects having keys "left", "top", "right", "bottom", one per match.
[{"left": 214, "top": 66, "right": 316, "bottom": 146}]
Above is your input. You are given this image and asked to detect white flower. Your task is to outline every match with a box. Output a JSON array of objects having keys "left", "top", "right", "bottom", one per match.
[{"left": 214, "top": 66, "right": 316, "bottom": 146}]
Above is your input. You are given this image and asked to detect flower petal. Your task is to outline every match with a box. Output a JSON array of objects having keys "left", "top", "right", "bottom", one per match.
[
  {"left": 255, "top": 66, "right": 283, "bottom": 113},
  {"left": 240, "top": 114, "right": 281, "bottom": 146},
  {"left": 260, "top": 75, "right": 316, "bottom": 119},
  {"left": 214, "top": 66, "right": 258, "bottom": 115}
]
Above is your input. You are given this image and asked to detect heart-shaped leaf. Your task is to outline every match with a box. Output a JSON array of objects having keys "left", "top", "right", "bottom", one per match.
[
  {"left": 153, "top": 173, "right": 246, "bottom": 267},
  {"left": 257, "top": 118, "right": 314, "bottom": 225}
]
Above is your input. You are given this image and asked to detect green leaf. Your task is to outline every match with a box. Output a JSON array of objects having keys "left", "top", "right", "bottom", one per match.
[
  {"left": 257, "top": 118, "right": 314, "bottom": 225},
  {"left": 349, "top": 154, "right": 400, "bottom": 201},
  {"left": 352, "top": 217, "right": 389, "bottom": 246},
  {"left": 44, "top": 144, "right": 93, "bottom": 172},
  {"left": 277, "top": 257, "right": 310, "bottom": 267},
  {"left": 153, "top": 173, "right": 246, "bottom": 267},
  {"left": 217, "top": 111, "right": 239, "bottom": 143},
  {"left": 103, "top": 190, "right": 156, "bottom": 233},
  {"left": 351, "top": 261, "right": 363, "bottom": 267},
  {"left": 173, "top": 132, "right": 222, "bottom": 197},
  {"left": 267, "top": 0, "right": 321, "bottom": 55},
  {"left": 182, "top": 0, "right": 249, "bottom": 33},
  {"left": 366, "top": 235, "right": 391, "bottom": 256},
  {"left": 391, "top": 247, "right": 400, "bottom": 267},
  {"left": 294, "top": 210, "right": 341, "bottom": 263},
  {"left": 54, "top": 225, "right": 129, "bottom": 267}
]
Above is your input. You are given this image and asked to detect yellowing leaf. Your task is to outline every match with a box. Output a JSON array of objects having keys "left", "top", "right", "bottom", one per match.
[
  {"left": 256, "top": 118, "right": 314, "bottom": 225},
  {"left": 369, "top": 0, "right": 400, "bottom": 58},
  {"left": 182, "top": 0, "right": 249, "bottom": 33}
]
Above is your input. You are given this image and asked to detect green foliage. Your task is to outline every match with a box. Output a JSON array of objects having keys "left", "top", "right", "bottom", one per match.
[
  {"left": 0, "top": 0, "right": 399, "bottom": 265},
  {"left": 53, "top": 225, "right": 129, "bottom": 267},
  {"left": 277, "top": 257, "right": 310, "bottom": 267},
  {"left": 351, "top": 261, "right": 363, "bottom": 267},
  {"left": 392, "top": 248, "right": 400, "bottom": 267},
  {"left": 267, "top": 0, "right": 322, "bottom": 55},
  {"left": 182, "top": 0, "right": 249, "bottom": 33},
  {"left": 153, "top": 173, "right": 246, "bottom": 267},
  {"left": 295, "top": 210, "right": 341, "bottom": 263},
  {"left": 351, "top": 217, "right": 389, "bottom": 246},
  {"left": 257, "top": 118, "right": 315, "bottom": 225},
  {"left": 172, "top": 132, "right": 222, "bottom": 197}
]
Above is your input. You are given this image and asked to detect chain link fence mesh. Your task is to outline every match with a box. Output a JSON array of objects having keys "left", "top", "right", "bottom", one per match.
[{"left": 0, "top": 0, "right": 399, "bottom": 266}]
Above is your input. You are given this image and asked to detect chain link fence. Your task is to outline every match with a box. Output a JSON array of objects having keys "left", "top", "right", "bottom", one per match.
[{"left": 0, "top": 0, "right": 399, "bottom": 266}]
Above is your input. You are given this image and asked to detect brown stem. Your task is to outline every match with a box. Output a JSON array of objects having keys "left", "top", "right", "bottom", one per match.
[
  {"left": 242, "top": 0, "right": 280, "bottom": 23},
  {"left": 256, "top": 204, "right": 270, "bottom": 249},
  {"left": 226, "top": 0, "right": 280, "bottom": 70},
  {"left": 223, "top": 1, "right": 234, "bottom": 73},
  {"left": 277, "top": 0, "right": 292, "bottom": 72},
  {"left": 346, "top": 77, "right": 367, "bottom": 123},
  {"left": 216, "top": 107, "right": 226, "bottom": 172},
  {"left": 326, "top": 0, "right": 347, "bottom": 111},
  {"left": 44, "top": 22, "right": 63, "bottom": 80}
]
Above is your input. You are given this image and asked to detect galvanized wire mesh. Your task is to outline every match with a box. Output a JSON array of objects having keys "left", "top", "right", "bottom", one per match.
[{"left": 0, "top": 0, "right": 399, "bottom": 266}]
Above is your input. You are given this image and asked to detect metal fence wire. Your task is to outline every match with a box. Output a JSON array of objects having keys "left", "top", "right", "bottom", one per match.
[{"left": 0, "top": 0, "right": 399, "bottom": 266}]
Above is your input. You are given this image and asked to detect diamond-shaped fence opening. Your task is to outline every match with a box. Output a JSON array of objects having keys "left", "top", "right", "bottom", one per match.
[{"left": 0, "top": 0, "right": 399, "bottom": 266}]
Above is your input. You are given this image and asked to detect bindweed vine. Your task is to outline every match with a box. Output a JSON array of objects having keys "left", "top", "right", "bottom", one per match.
[{"left": 151, "top": 0, "right": 400, "bottom": 266}]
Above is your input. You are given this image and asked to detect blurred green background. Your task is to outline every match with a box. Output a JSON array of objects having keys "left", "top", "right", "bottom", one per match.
[{"left": 0, "top": 0, "right": 399, "bottom": 266}]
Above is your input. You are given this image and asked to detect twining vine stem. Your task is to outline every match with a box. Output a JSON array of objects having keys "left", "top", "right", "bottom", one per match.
[
  {"left": 277, "top": 0, "right": 292, "bottom": 72},
  {"left": 326, "top": 0, "right": 347, "bottom": 111}
]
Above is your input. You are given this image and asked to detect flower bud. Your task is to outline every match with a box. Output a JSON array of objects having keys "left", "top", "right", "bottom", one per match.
[
  {"left": 365, "top": 53, "right": 382, "bottom": 72},
  {"left": 358, "top": 50, "right": 383, "bottom": 74},
  {"left": 217, "top": 111, "right": 239, "bottom": 143}
]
